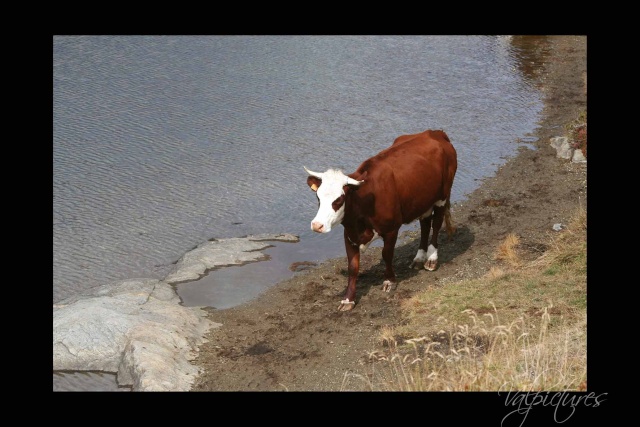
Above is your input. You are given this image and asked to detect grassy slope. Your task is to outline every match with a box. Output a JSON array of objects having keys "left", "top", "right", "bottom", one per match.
[{"left": 347, "top": 113, "right": 587, "bottom": 391}]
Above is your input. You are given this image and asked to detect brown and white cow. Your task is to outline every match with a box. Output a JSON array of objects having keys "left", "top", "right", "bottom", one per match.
[{"left": 305, "top": 129, "right": 457, "bottom": 311}]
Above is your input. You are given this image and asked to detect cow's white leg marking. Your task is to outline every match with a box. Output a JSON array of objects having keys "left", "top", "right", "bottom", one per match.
[
  {"left": 434, "top": 199, "right": 446, "bottom": 207},
  {"left": 410, "top": 248, "right": 428, "bottom": 269},
  {"left": 382, "top": 280, "right": 395, "bottom": 292},
  {"left": 425, "top": 244, "right": 438, "bottom": 271},
  {"left": 338, "top": 299, "right": 355, "bottom": 311}
]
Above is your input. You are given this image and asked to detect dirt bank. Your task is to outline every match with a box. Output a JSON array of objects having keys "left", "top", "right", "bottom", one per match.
[{"left": 190, "top": 36, "right": 587, "bottom": 391}]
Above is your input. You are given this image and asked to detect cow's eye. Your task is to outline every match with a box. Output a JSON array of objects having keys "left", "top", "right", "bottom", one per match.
[{"left": 332, "top": 195, "right": 345, "bottom": 211}]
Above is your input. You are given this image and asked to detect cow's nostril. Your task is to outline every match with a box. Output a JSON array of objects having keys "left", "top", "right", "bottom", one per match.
[{"left": 311, "top": 221, "right": 324, "bottom": 232}]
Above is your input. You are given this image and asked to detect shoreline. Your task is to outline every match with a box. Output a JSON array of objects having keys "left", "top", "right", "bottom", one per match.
[{"left": 191, "top": 36, "right": 587, "bottom": 391}]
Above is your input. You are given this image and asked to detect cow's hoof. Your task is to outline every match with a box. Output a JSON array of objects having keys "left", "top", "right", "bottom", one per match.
[
  {"left": 382, "top": 280, "right": 396, "bottom": 292},
  {"left": 425, "top": 259, "right": 438, "bottom": 271},
  {"left": 338, "top": 299, "right": 355, "bottom": 311}
]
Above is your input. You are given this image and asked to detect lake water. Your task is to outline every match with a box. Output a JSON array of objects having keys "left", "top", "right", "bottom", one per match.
[{"left": 53, "top": 35, "right": 548, "bottom": 391}]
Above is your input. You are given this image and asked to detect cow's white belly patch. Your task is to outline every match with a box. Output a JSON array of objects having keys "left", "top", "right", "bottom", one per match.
[
  {"left": 419, "top": 208, "right": 433, "bottom": 220},
  {"left": 360, "top": 231, "right": 379, "bottom": 253},
  {"left": 416, "top": 200, "right": 446, "bottom": 221}
]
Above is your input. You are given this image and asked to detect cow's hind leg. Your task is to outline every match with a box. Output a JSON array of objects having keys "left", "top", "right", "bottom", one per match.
[
  {"left": 410, "top": 209, "right": 433, "bottom": 269},
  {"left": 425, "top": 200, "right": 448, "bottom": 271}
]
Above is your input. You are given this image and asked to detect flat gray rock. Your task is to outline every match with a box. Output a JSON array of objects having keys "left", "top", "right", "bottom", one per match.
[
  {"left": 53, "top": 233, "right": 299, "bottom": 391},
  {"left": 164, "top": 233, "right": 299, "bottom": 284},
  {"left": 53, "top": 279, "right": 220, "bottom": 391},
  {"left": 247, "top": 233, "right": 299, "bottom": 242}
]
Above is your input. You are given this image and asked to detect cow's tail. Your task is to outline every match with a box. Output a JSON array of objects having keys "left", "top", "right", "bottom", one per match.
[{"left": 444, "top": 198, "right": 455, "bottom": 240}]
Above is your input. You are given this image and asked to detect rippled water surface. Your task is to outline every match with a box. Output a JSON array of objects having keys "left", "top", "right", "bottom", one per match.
[{"left": 53, "top": 35, "right": 548, "bottom": 390}]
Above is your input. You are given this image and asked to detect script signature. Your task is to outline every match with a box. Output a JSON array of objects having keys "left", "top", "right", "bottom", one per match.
[{"left": 499, "top": 388, "right": 607, "bottom": 427}]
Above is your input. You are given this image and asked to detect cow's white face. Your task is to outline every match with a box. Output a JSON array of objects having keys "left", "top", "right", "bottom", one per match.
[{"left": 305, "top": 168, "right": 363, "bottom": 233}]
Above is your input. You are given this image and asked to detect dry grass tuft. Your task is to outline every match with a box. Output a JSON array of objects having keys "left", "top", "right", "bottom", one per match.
[
  {"left": 484, "top": 266, "right": 506, "bottom": 280},
  {"left": 495, "top": 233, "right": 521, "bottom": 267},
  {"left": 568, "top": 201, "right": 586, "bottom": 231},
  {"left": 378, "top": 325, "right": 397, "bottom": 348},
  {"left": 346, "top": 305, "right": 586, "bottom": 391}
]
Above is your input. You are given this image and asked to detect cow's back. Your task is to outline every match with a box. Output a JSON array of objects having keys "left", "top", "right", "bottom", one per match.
[{"left": 354, "top": 130, "right": 457, "bottom": 225}]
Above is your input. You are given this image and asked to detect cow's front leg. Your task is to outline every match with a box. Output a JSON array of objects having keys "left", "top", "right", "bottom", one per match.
[
  {"left": 381, "top": 230, "right": 398, "bottom": 292},
  {"left": 340, "top": 230, "right": 360, "bottom": 311}
]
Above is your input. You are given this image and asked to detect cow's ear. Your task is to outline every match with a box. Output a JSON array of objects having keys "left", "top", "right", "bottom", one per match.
[{"left": 307, "top": 176, "right": 321, "bottom": 192}]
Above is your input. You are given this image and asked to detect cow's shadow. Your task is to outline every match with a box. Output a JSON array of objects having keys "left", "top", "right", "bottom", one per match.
[{"left": 337, "top": 225, "right": 475, "bottom": 303}]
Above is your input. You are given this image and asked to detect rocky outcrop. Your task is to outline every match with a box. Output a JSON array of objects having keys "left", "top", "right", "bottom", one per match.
[
  {"left": 164, "top": 234, "right": 299, "bottom": 284},
  {"left": 549, "top": 136, "right": 587, "bottom": 163},
  {"left": 53, "top": 279, "right": 219, "bottom": 391},
  {"left": 53, "top": 233, "right": 299, "bottom": 391}
]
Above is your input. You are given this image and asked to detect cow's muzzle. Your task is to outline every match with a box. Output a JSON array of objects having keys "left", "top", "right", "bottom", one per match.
[{"left": 311, "top": 221, "right": 325, "bottom": 233}]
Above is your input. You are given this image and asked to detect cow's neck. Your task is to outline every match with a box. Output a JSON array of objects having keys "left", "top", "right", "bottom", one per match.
[{"left": 342, "top": 195, "right": 374, "bottom": 245}]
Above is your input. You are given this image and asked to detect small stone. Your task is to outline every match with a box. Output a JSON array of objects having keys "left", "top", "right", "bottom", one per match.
[
  {"left": 572, "top": 149, "right": 587, "bottom": 163},
  {"left": 549, "top": 137, "right": 573, "bottom": 160}
]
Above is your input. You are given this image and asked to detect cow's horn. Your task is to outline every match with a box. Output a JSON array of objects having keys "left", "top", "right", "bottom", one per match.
[
  {"left": 346, "top": 176, "right": 364, "bottom": 186},
  {"left": 304, "top": 166, "right": 324, "bottom": 179}
]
